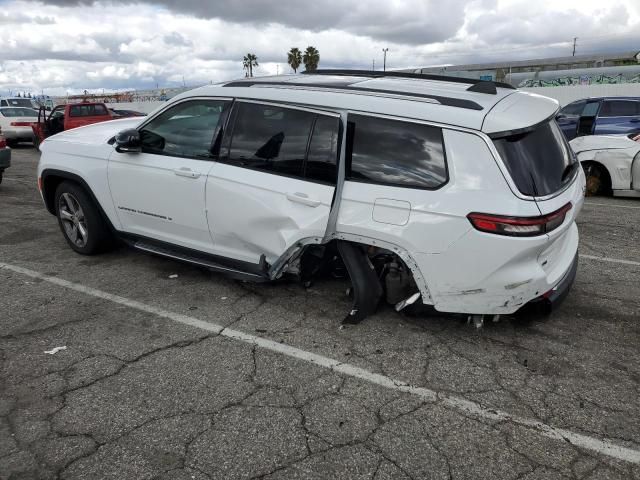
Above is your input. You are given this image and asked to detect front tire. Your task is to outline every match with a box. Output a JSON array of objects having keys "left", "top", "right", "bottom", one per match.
[{"left": 54, "top": 181, "right": 114, "bottom": 255}]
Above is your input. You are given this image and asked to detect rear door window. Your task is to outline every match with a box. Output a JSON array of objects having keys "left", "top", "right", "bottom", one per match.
[
  {"left": 600, "top": 100, "right": 640, "bottom": 117},
  {"left": 346, "top": 114, "right": 447, "bottom": 189},
  {"left": 493, "top": 120, "right": 576, "bottom": 197},
  {"left": 305, "top": 115, "right": 339, "bottom": 184},
  {"left": 225, "top": 102, "right": 315, "bottom": 179}
]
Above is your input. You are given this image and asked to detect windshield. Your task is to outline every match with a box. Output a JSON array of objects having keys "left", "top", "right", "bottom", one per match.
[
  {"left": 493, "top": 120, "right": 576, "bottom": 197},
  {"left": 0, "top": 107, "right": 38, "bottom": 117}
]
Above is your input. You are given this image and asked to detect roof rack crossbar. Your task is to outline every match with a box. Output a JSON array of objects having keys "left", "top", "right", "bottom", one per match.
[
  {"left": 222, "top": 80, "right": 484, "bottom": 111},
  {"left": 301, "top": 69, "right": 516, "bottom": 91}
]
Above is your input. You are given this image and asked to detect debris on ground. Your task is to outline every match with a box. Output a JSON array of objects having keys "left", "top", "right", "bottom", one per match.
[
  {"left": 168, "top": 274, "right": 179, "bottom": 279},
  {"left": 44, "top": 346, "right": 67, "bottom": 355}
]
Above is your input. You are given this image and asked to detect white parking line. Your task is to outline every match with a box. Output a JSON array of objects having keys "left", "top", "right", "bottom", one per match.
[
  {"left": 584, "top": 202, "right": 640, "bottom": 210},
  {"left": 2, "top": 260, "right": 640, "bottom": 465},
  {"left": 581, "top": 254, "right": 640, "bottom": 267}
]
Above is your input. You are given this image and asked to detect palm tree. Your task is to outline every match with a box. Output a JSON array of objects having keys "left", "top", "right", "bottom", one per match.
[
  {"left": 302, "top": 46, "right": 320, "bottom": 72},
  {"left": 243, "top": 53, "right": 259, "bottom": 77},
  {"left": 287, "top": 47, "right": 302, "bottom": 73}
]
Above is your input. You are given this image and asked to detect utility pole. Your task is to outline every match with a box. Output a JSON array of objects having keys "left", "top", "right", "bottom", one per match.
[
  {"left": 382, "top": 48, "right": 389, "bottom": 72},
  {"left": 372, "top": 59, "right": 375, "bottom": 71},
  {"left": 276, "top": 64, "right": 279, "bottom": 75},
  {"left": 572, "top": 37, "right": 577, "bottom": 57}
]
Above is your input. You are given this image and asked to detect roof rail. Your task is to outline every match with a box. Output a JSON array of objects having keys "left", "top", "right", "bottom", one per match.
[
  {"left": 222, "top": 80, "right": 484, "bottom": 111},
  {"left": 301, "top": 69, "right": 516, "bottom": 92}
]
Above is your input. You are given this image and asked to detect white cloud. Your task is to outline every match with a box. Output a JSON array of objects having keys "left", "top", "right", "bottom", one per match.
[{"left": 0, "top": 0, "right": 638, "bottom": 95}]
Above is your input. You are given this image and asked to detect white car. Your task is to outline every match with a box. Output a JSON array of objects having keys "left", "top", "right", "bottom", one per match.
[
  {"left": 0, "top": 106, "right": 38, "bottom": 146},
  {"left": 570, "top": 134, "right": 640, "bottom": 197},
  {"left": 36, "top": 70, "right": 585, "bottom": 325}
]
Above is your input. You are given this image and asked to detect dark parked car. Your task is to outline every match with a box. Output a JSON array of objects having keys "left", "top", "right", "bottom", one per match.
[
  {"left": 556, "top": 97, "right": 640, "bottom": 140},
  {"left": 0, "top": 131, "right": 11, "bottom": 185}
]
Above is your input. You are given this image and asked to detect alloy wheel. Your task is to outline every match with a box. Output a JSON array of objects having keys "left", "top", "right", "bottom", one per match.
[{"left": 58, "top": 192, "right": 89, "bottom": 247}]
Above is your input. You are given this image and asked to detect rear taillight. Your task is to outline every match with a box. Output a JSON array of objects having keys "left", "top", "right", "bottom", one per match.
[
  {"left": 467, "top": 203, "right": 572, "bottom": 237},
  {"left": 10, "top": 121, "right": 32, "bottom": 126},
  {"left": 0, "top": 137, "right": 6, "bottom": 149}
]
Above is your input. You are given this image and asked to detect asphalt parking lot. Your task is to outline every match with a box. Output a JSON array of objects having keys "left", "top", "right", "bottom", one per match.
[{"left": 1, "top": 145, "right": 639, "bottom": 480}]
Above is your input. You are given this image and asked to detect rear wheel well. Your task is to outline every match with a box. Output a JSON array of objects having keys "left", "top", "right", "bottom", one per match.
[{"left": 581, "top": 160, "right": 612, "bottom": 196}]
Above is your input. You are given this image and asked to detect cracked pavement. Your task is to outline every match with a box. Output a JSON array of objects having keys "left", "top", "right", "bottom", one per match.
[{"left": 1, "top": 146, "right": 639, "bottom": 479}]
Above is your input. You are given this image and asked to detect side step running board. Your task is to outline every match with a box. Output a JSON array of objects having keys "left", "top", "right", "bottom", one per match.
[
  {"left": 132, "top": 240, "right": 269, "bottom": 282},
  {"left": 337, "top": 241, "right": 383, "bottom": 325}
]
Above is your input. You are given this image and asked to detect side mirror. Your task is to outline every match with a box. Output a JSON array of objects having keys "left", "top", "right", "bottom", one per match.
[{"left": 115, "top": 128, "right": 141, "bottom": 153}]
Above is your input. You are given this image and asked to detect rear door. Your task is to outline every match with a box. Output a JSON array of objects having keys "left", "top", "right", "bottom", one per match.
[
  {"left": 595, "top": 99, "right": 640, "bottom": 135},
  {"left": 205, "top": 100, "right": 339, "bottom": 264}
]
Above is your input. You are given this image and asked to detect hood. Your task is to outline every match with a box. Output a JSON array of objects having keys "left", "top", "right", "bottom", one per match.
[
  {"left": 569, "top": 134, "right": 638, "bottom": 153},
  {"left": 46, "top": 117, "right": 143, "bottom": 145}
]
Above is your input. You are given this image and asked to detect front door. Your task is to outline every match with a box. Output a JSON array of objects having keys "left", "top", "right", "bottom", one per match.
[
  {"left": 108, "top": 98, "right": 230, "bottom": 253},
  {"left": 206, "top": 100, "right": 340, "bottom": 264}
]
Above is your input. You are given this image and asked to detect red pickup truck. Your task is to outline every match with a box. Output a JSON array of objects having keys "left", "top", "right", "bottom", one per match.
[{"left": 32, "top": 102, "right": 113, "bottom": 147}]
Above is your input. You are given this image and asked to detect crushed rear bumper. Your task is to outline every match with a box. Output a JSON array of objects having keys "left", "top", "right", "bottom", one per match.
[{"left": 522, "top": 252, "right": 578, "bottom": 313}]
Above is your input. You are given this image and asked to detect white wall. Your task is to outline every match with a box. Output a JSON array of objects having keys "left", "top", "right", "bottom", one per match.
[
  {"left": 521, "top": 84, "right": 640, "bottom": 106},
  {"left": 106, "top": 101, "right": 166, "bottom": 114}
]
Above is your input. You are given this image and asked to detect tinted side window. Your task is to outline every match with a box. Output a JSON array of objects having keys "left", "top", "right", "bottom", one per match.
[
  {"left": 139, "top": 99, "right": 228, "bottom": 159},
  {"left": 600, "top": 100, "right": 640, "bottom": 117},
  {"left": 346, "top": 114, "right": 447, "bottom": 189},
  {"left": 69, "top": 104, "right": 109, "bottom": 117},
  {"left": 560, "top": 100, "right": 585, "bottom": 116},
  {"left": 305, "top": 115, "right": 339, "bottom": 184},
  {"left": 226, "top": 103, "right": 315, "bottom": 178},
  {"left": 582, "top": 101, "right": 600, "bottom": 117}
]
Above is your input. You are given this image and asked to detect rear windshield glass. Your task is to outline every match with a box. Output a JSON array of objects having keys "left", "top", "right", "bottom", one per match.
[
  {"left": 0, "top": 107, "right": 38, "bottom": 117},
  {"left": 493, "top": 120, "right": 576, "bottom": 197},
  {"left": 1, "top": 98, "right": 33, "bottom": 108}
]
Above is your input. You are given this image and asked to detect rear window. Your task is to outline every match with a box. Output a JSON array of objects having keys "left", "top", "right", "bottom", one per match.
[
  {"left": 0, "top": 107, "right": 38, "bottom": 117},
  {"left": 69, "top": 104, "right": 109, "bottom": 117},
  {"left": 493, "top": 120, "right": 576, "bottom": 197},
  {"left": 1, "top": 98, "right": 33, "bottom": 108},
  {"left": 600, "top": 100, "right": 640, "bottom": 117},
  {"left": 346, "top": 114, "right": 447, "bottom": 189}
]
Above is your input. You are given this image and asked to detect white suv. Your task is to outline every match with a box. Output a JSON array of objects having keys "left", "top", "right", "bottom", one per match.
[{"left": 37, "top": 70, "right": 585, "bottom": 324}]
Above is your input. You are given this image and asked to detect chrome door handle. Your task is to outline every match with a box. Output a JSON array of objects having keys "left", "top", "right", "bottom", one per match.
[
  {"left": 286, "top": 192, "right": 321, "bottom": 207},
  {"left": 173, "top": 168, "right": 201, "bottom": 178}
]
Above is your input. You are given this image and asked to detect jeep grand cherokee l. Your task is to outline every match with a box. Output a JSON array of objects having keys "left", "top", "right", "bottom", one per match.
[{"left": 36, "top": 70, "right": 585, "bottom": 325}]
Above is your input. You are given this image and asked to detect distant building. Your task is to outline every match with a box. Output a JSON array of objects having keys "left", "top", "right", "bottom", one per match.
[{"left": 401, "top": 51, "right": 640, "bottom": 87}]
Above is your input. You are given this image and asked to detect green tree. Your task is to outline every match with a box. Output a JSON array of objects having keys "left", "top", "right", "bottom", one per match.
[
  {"left": 287, "top": 47, "right": 302, "bottom": 73},
  {"left": 243, "top": 53, "right": 259, "bottom": 77},
  {"left": 302, "top": 46, "right": 320, "bottom": 72}
]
